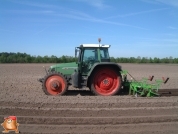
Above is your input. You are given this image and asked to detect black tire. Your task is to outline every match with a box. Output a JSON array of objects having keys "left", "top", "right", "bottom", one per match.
[
  {"left": 90, "top": 67, "right": 122, "bottom": 96},
  {"left": 42, "top": 71, "right": 68, "bottom": 96}
]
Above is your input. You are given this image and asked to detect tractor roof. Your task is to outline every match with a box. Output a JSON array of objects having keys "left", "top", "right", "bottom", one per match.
[{"left": 80, "top": 44, "right": 110, "bottom": 48}]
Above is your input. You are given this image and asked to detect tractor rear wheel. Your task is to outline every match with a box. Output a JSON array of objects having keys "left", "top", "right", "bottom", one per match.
[
  {"left": 42, "top": 72, "right": 68, "bottom": 95},
  {"left": 90, "top": 67, "right": 122, "bottom": 96}
]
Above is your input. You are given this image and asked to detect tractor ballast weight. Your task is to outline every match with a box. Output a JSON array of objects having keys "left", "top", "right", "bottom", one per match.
[{"left": 38, "top": 39, "right": 123, "bottom": 96}]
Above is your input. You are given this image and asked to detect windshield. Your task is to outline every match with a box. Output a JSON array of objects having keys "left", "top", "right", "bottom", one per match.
[{"left": 83, "top": 48, "right": 98, "bottom": 62}]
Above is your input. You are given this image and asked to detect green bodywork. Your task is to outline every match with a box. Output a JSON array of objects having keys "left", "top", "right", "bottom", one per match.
[
  {"left": 49, "top": 62, "right": 78, "bottom": 75},
  {"left": 49, "top": 45, "right": 114, "bottom": 76}
]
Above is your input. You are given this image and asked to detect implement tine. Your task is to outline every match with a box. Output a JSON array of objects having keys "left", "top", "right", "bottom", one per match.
[
  {"left": 162, "top": 77, "right": 169, "bottom": 84},
  {"left": 149, "top": 76, "right": 154, "bottom": 81},
  {"left": 127, "top": 72, "right": 137, "bottom": 81}
]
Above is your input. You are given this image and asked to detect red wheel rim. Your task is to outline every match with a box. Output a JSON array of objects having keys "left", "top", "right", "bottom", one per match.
[
  {"left": 45, "top": 75, "right": 66, "bottom": 95},
  {"left": 93, "top": 68, "right": 120, "bottom": 95}
]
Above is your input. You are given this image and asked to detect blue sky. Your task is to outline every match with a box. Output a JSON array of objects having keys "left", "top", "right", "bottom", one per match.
[{"left": 0, "top": 0, "right": 178, "bottom": 58}]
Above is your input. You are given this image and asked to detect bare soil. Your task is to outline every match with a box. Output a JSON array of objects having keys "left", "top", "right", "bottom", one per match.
[{"left": 0, "top": 63, "right": 178, "bottom": 134}]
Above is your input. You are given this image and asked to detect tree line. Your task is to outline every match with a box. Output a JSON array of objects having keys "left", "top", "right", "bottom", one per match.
[
  {"left": 0, "top": 52, "right": 76, "bottom": 63},
  {"left": 110, "top": 56, "right": 178, "bottom": 63},
  {"left": 0, "top": 52, "right": 178, "bottom": 63}
]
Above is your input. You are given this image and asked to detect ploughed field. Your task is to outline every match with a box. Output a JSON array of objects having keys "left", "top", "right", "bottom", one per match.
[{"left": 0, "top": 63, "right": 178, "bottom": 134}]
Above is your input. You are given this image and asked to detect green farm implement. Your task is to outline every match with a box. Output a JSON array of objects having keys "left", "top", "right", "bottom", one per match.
[{"left": 121, "top": 70, "right": 169, "bottom": 97}]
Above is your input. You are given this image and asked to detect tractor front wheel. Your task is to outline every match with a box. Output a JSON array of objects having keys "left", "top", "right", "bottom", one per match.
[
  {"left": 90, "top": 67, "right": 122, "bottom": 96},
  {"left": 42, "top": 72, "right": 68, "bottom": 95}
]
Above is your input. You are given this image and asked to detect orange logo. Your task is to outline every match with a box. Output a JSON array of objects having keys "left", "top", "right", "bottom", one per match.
[{"left": 1, "top": 116, "right": 19, "bottom": 133}]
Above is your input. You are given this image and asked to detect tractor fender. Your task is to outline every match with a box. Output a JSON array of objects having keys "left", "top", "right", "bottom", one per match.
[{"left": 86, "top": 62, "right": 122, "bottom": 87}]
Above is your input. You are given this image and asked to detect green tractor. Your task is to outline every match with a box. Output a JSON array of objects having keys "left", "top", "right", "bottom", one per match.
[{"left": 38, "top": 39, "right": 122, "bottom": 96}]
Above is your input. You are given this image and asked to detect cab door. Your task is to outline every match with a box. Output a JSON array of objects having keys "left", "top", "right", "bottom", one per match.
[{"left": 81, "top": 48, "right": 98, "bottom": 75}]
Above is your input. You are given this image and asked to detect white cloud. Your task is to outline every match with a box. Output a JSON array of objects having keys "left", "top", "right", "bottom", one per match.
[
  {"left": 105, "top": 8, "right": 168, "bottom": 19},
  {"left": 168, "top": 26, "right": 178, "bottom": 30},
  {"left": 141, "top": 0, "right": 178, "bottom": 7},
  {"left": 5, "top": 1, "right": 147, "bottom": 30},
  {"left": 88, "top": 0, "right": 110, "bottom": 9},
  {"left": 9, "top": 0, "right": 56, "bottom": 8},
  {"left": 54, "top": 11, "right": 148, "bottom": 30},
  {"left": 76, "top": 0, "right": 110, "bottom": 9},
  {"left": 135, "top": 37, "right": 178, "bottom": 45},
  {"left": 140, "top": 0, "right": 160, "bottom": 5},
  {"left": 156, "top": 0, "right": 178, "bottom": 7}
]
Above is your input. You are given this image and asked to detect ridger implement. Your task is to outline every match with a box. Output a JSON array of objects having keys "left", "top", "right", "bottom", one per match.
[{"left": 121, "top": 70, "right": 169, "bottom": 97}]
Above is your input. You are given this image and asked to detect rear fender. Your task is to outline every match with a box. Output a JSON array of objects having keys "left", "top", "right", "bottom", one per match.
[{"left": 86, "top": 62, "right": 122, "bottom": 87}]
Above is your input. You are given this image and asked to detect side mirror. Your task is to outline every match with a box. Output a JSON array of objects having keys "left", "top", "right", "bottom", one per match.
[
  {"left": 75, "top": 47, "right": 79, "bottom": 64},
  {"left": 75, "top": 48, "right": 77, "bottom": 58}
]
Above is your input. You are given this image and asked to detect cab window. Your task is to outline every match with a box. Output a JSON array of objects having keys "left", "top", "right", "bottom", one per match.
[
  {"left": 100, "top": 48, "right": 110, "bottom": 62},
  {"left": 83, "top": 48, "right": 98, "bottom": 62}
]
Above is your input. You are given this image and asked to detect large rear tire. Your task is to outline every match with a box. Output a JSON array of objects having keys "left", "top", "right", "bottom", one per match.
[
  {"left": 42, "top": 72, "right": 68, "bottom": 95},
  {"left": 90, "top": 67, "right": 122, "bottom": 96}
]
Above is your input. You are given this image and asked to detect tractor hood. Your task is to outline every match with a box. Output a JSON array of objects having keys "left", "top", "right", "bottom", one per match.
[{"left": 49, "top": 62, "right": 78, "bottom": 75}]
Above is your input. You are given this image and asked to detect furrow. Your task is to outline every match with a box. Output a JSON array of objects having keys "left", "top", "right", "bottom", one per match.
[
  {"left": 0, "top": 98, "right": 177, "bottom": 108},
  {"left": 13, "top": 122, "right": 178, "bottom": 134},
  {"left": 0, "top": 107, "right": 178, "bottom": 117},
  {"left": 0, "top": 115, "right": 177, "bottom": 125}
]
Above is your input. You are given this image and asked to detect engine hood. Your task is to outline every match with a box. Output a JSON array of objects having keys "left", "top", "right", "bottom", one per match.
[{"left": 49, "top": 62, "right": 78, "bottom": 75}]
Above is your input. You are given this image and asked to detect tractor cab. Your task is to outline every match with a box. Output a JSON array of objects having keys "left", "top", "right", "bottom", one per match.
[{"left": 75, "top": 44, "right": 111, "bottom": 75}]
